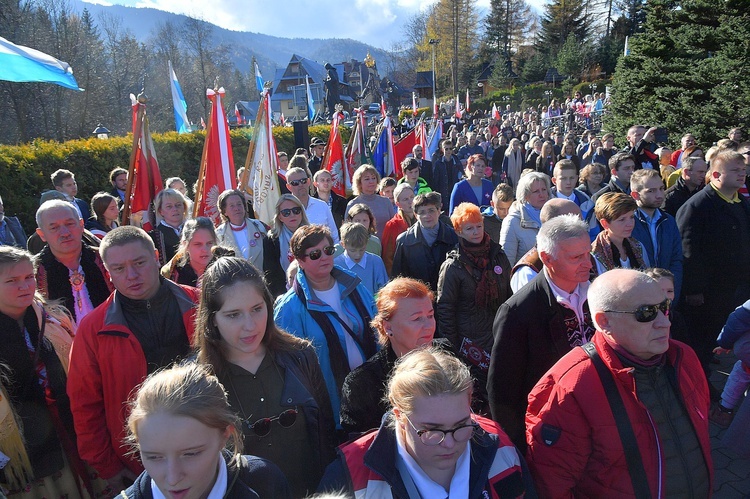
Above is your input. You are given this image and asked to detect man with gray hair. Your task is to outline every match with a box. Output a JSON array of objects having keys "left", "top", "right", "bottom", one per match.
[
  {"left": 526, "top": 269, "right": 712, "bottom": 497},
  {"left": 67, "top": 226, "right": 200, "bottom": 491},
  {"left": 34, "top": 200, "right": 112, "bottom": 324},
  {"left": 664, "top": 154, "right": 707, "bottom": 216},
  {"left": 488, "top": 214, "right": 594, "bottom": 448}
]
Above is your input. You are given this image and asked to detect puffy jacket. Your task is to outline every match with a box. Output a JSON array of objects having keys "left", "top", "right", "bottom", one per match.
[
  {"left": 526, "top": 332, "right": 713, "bottom": 498},
  {"left": 717, "top": 299, "right": 750, "bottom": 349},
  {"left": 391, "top": 221, "right": 458, "bottom": 292},
  {"left": 120, "top": 451, "right": 291, "bottom": 499},
  {"left": 273, "top": 266, "right": 377, "bottom": 426},
  {"left": 319, "top": 414, "right": 534, "bottom": 498},
  {"left": 396, "top": 176, "right": 432, "bottom": 195},
  {"left": 68, "top": 281, "right": 199, "bottom": 479},
  {"left": 500, "top": 203, "right": 540, "bottom": 266},
  {"left": 632, "top": 208, "right": 683, "bottom": 301},
  {"left": 437, "top": 239, "right": 512, "bottom": 356}
]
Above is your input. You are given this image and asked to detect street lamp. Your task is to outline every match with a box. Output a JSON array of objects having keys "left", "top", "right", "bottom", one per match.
[
  {"left": 429, "top": 39, "right": 440, "bottom": 115},
  {"left": 92, "top": 123, "right": 110, "bottom": 139},
  {"left": 591, "top": 83, "right": 598, "bottom": 93},
  {"left": 544, "top": 90, "right": 553, "bottom": 105}
]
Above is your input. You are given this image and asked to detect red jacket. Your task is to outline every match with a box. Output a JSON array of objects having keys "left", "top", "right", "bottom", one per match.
[
  {"left": 526, "top": 332, "right": 712, "bottom": 498},
  {"left": 67, "top": 281, "right": 199, "bottom": 479},
  {"left": 381, "top": 211, "right": 410, "bottom": 276}
]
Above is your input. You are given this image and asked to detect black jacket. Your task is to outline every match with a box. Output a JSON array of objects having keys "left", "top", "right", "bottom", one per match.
[
  {"left": 437, "top": 240, "right": 512, "bottom": 356},
  {"left": 420, "top": 159, "right": 449, "bottom": 206},
  {"left": 262, "top": 234, "right": 288, "bottom": 297},
  {"left": 391, "top": 221, "right": 458, "bottom": 292},
  {"left": 592, "top": 176, "right": 629, "bottom": 202},
  {"left": 121, "top": 452, "right": 292, "bottom": 499},
  {"left": 488, "top": 272, "right": 591, "bottom": 448},
  {"left": 664, "top": 176, "right": 698, "bottom": 217}
]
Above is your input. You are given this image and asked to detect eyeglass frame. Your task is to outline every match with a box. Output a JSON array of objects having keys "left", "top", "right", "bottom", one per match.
[
  {"left": 279, "top": 207, "right": 303, "bottom": 217},
  {"left": 302, "top": 245, "right": 336, "bottom": 261},
  {"left": 402, "top": 413, "right": 479, "bottom": 446},
  {"left": 243, "top": 408, "right": 298, "bottom": 437},
  {"left": 604, "top": 298, "right": 671, "bottom": 323}
]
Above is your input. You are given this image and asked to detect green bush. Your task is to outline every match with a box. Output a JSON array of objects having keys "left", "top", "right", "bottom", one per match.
[
  {"left": 0, "top": 124, "right": 346, "bottom": 234},
  {"left": 398, "top": 107, "right": 433, "bottom": 122}
]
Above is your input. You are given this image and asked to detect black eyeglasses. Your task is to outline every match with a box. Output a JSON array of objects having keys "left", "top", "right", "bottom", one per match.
[
  {"left": 605, "top": 298, "right": 671, "bottom": 323},
  {"left": 244, "top": 408, "right": 298, "bottom": 437},
  {"left": 303, "top": 245, "right": 335, "bottom": 260},
  {"left": 279, "top": 207, "right": 302, "bottom": 217},
  {"left": 289, "top": 178, "right": 309, "bottom": 187},
  {"left": 404, "top": 414, "right": 478, "bottom": 446}
]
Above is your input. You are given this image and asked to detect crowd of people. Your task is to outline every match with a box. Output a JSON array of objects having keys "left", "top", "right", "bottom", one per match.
[{"left": 1, "top": 96, "right": 748, "bottom": 498}]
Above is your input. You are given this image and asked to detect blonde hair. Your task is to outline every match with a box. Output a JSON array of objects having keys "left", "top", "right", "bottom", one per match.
[
  {"left": 126, "top": 363, "right": 243, "bottom": 466},
  {"left": 352, "top": 165, "right": 381, "bottom": 196},
  {"left": 387, "top": 347, "right": 472, "bottom": 414}
]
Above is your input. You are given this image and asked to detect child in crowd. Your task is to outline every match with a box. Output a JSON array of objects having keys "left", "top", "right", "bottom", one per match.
[
  {"left": 334, "top": 222, "right": 388, "bottom": 295},
  {"left": 482, "top": 183, "right": 514, "bottom": 243},
  {"left": 345, "top": 203, "right": 382, "bottom": 256},
  {"left": 711, "top": 298, "right": 750, "bottom": 428},
  {"left": 378, "top": 177, "right": 398, "bottom": 208}
]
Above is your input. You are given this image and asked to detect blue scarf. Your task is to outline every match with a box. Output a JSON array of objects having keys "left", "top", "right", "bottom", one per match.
[{"left": 524, "top": 202, "right": 542, "bottom": 226}]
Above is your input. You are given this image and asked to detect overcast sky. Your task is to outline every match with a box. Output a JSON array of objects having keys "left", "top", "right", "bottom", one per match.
[{"left": 85, "top": 0, "right": 548, "bottom": 48}]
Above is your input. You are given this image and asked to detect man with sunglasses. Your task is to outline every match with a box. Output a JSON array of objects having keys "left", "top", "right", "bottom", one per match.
[
  {"left": 286, "top": 167, "right": 339, "bottom": 243},
  {"left": 526, "top": 269, "right": 712, "bottom": 498}
]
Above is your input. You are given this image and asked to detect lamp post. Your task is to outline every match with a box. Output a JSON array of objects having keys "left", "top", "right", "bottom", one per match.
[
  {"left": 92, "top": 123, "right": 110, "bottom": 139},
  {"left": 429, "top": 39, "right": 440, "bottom": 114},
  {"left": 544, "top": 90, "right": 553, "bottom": 106}
]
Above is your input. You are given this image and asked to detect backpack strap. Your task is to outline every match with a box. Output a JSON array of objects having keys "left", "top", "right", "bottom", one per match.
[{"left": 581, "top": 342, "right": 652, "bottom": 499}]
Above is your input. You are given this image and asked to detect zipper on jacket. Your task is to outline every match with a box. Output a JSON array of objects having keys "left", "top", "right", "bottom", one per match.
[{"left": 646, "top": 410, "right": 663, "bottom": 499}]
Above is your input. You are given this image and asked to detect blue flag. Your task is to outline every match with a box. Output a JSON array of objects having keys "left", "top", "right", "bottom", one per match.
[
  {"left": 372, "top": 116, "right": 395, "bottom": 177},
  {"left": 255, "top": 62, "right": 264, "bottom": 93},
  {"left": 169, "top": 61, "right": 190, "bottom": 134},
  {"left": 426, "top": 119, "right": 444, "bottom": 161},
  {"left": 0, "top": 36, "right": 82, "bottom": 91},
  {"left": 305, "top": 76, "right": 315, "bottom": 122}
]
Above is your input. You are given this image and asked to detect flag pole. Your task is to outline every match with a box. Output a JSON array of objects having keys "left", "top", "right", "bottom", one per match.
[
  {"left": 239, "top": 92, "right": 268, "bottom": 192},
  {"left": 122, "top": 94, "right": 145, "bottom": 225},
  {"left": 193, "top": 94, "right": 215, "bottom": 219}
]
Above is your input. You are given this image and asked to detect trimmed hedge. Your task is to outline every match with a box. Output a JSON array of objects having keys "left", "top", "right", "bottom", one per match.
[{"left": 0, "top": 125, "right": 343, "bottom": 234}]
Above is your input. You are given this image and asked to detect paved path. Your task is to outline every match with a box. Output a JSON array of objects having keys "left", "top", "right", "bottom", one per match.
[{"left": 709, "top": 351, "right": 750, "bottom": 498}]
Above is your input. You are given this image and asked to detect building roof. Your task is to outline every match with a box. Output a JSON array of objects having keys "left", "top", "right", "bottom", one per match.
[{"left": 414, "top": 71, "right": 434, "bottom": 89}]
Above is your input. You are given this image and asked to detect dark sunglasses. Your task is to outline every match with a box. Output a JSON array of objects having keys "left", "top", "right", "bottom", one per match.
[
  {"left": 279, "top": 207, "right": 302, "bottom": 217},
  {"left": 303, "top": 245, "right": 335, "bottom": 260},
  {"left": 244, "top": 408, "right": 298, "bottom": 437},
  {"left": 605, "top": 298, "right": 671, "bottom": 323},
  {"left": 289, "top": 178, "right": 309, "bottom": 187}
]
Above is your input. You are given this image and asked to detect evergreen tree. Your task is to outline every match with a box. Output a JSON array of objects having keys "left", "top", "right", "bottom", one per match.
[
  {"left": 484, "top": 0, "right": 534, "bottom": 59},
  {"left": 606, "top": 0, "right": 750, "bottom": 147},
  {"left": 537, "top": 0, "right": 589, "bottom": 55}
]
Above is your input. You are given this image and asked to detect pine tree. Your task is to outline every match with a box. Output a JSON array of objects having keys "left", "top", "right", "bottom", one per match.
[
  {"left": 484, "top": 0, "right": 534, "bottom": 59},
  {"left": 606, "top": 0, "right": 750, "bottom": 147},
  {"left": 537, "top": 0, "right": 589, "bottom": 55}
]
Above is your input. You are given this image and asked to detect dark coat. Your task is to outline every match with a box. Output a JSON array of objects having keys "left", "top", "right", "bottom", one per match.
[
  {"left": 664, "top": 176, "right": 698, "bottom": 217},
  {"left": 676, "top": 184, "right": 750, "bottom": 299},
  {"left": 591, "top": 176, "right": 629, "bottom": 202},
  {"left": 314, "top": 191, "right": 347, "bottom": 228},
  {"left": 263, "top": 233, "right": 289, "bottom": 297},
  {"left": 391, "top": 221, "right": 459, "bottom": 292},
  {"left": 488, "top": 272, "right": 589, "bottom": 447},
  {"left": 122, "top": 452, "right": 292, "bottom": 499},
  {"left": 420, "top": 158, "right": 449, "bottom": 205},
  {"left": 74, "top": 198, "right": 91, "bottom": 221},
  {"left": 149, "top": 223, "right": 181, "bottom": 266}
]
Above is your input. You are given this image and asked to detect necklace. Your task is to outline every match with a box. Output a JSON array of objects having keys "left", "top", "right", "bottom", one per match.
[
  {"left": 69, "top": 266, "right": 85, "bottom": 310},
  {"left": 230, "top": 220, "right": 247, "bottom": 232}
]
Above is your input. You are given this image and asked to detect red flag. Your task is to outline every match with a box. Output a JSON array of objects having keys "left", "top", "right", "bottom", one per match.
[
  {"left": 280, "top": 113, "right": 286, "bottom": 126},
  {"left": 345, "top": 108, "right": 368, "bottom": 196},
  {"left": 393, "top": 127, "right": 416, "bottom": 176},
  {"left": 412, "top": 92, "right": 418, "bottom": 115},
  {"left": 123, "top": 93, "right": 163, "bottom": 232},
  {"left": 415, "top": 119, "right": 428, "bottom": 158},
  {"left": 455, "top": 94, "right": 462, "bottom": 120},
  {"left": 322, "top": 112, "right": 349, "bottom": 197},
  {"left": 492, "top": 103, "right": 501, "bottom": 121},
  {"left": 465, "top": 88, "right": 470, "bottom": 113},
  {"left": 234, "top": 103, "right": 243, "bottom": 125},
  {"left": 194, "top": 87, "right": 236, "bottom": 225},
  {"left": 381, "top": 96, "right": 387, "bottom": 118}
]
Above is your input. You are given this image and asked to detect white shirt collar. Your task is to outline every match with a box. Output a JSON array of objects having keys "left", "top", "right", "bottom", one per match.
[
  {"left": 151, "top": 453, "right": 227, "bottom": 499},
  {"left": 395, "top": 421, "right": 471, "bottom": 499},
  {"left": 556, "top": 190, "right": 577, "bottom": 202},
  {"left": 544, "top": 267, "right": 589, "bottom": 315},
  {"left": 342, "top": 251, "right": 367, "bottom": 269}
]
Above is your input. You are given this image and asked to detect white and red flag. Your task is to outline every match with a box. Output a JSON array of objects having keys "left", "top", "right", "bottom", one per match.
[
  {"left": 194, "top": 87, "right": 236, "bottom": 224},
  {"left": 240, "top": 90, "right": 280, "bottom": 226},
  {"left": 412, "top": 92, "right": 418, "bottom": 115},
  {"left": 415, "top": 119, "right": 429, "bottom": 160},
  {"left": 345, "top": 108, "right": 369, "bottom": 191},
  {"left": 455, "top": 94, "right": 462, "bottom": 120},
  {"left": 492, "top": 103, "right": 501, "bottom": 121},
  {"left": 234, "top": 103, "right": 243, "bottom": 125},
  {"left": 381, "top": 95, "right": 387, "bottom": 119},
  {"left": 322, "top": 111, "right": 349, "bottom": 197},
  {"left": 465, "top": 88, "right": 470, "bottom": 113},
  {"left": 123, "top": 93, "right": 163, "bottom": 231}
]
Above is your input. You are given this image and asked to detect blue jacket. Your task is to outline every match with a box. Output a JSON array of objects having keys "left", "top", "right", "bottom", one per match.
[
  {"left": 0, "top": 216, "right": 27, "bottom": 248},
  {"left": 273, "top": 266, "right": 377, "bottom": 426},
  {"left": 717, "top": 299, "right": 750, "bottom": 349},
  {"left": 449, "top": 178, "right": 494, "bottom": 214},
  {"left": 632, "top": 208, "right": 683, "bottom": 301}
]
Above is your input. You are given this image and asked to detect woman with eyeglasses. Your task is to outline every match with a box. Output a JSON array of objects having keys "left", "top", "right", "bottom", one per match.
[
  {"left": 274, "top": 224, "right": 379, "bottom": 437},
  {"left": 194, "top": 257, "right": 336, "bottom": 498},
  {"left": 264, "top": 194, "right": 309, "bottom": 297},
  {"left": 121, "top": 362, "right": 293, "bottom": 499},
  {"left": 319, "top": 347, "right": 534, "bottom": 497}
]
